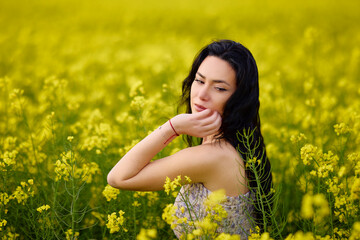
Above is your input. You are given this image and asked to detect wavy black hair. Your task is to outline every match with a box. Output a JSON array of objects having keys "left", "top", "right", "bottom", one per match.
[{"left": 179, "top": 39, "right": 273, "bottom": 229}]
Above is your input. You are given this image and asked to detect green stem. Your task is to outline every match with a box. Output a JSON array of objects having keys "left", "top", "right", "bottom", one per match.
[{"left": 71, "top": 149, "right": 76, "bottom": 239}]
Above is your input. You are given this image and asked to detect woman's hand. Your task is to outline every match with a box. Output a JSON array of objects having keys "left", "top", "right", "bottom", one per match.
[{"left": 171, "top": 109, "right": 222, "bottom": 138}]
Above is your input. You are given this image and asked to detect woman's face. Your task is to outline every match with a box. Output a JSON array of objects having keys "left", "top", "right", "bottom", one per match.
[{"left": 190, "top": 56, "right": 236, "bottom": 115}]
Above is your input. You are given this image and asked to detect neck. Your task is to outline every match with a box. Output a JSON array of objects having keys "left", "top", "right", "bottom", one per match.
[{"left": 202, "top": 133, "right": 220, "bottom": 144}]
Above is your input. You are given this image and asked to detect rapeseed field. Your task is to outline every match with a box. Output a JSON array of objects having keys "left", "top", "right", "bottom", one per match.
[{"left": 0, "top": 0, "right": 359, "bottom": 239}]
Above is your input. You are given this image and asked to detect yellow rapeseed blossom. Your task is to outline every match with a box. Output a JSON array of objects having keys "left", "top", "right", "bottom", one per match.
[
  {"left": 194, "top": 216, "right": 218, "bottom": 236},
  {"left": 350, "top": 178, "right": 360, "bottom": 200},
  {"left": 54, "top": 152, "right": 73, "bottom": 181},
  {"left": 146, "top": 192, "right": 159, "bottom": 206},
  {"left": 312, "top": 194, "right": 330, "bottom": 224},
  {"left": 10, "top": 181, "right": 34, "bottom": 205},
  {"left": 0, "top": 219, "right": 7, "bottom": 231},
  {"left": 162, "top": 204, "right": 178, "bottom": 229},
  {"left": 1, "top": 228, "right": 20, "bottom": 239},
  {"left": 248, "top": 226, "right": 261, "bottom": 239},
  {"left": 334, "top": 122, "right": 351, "bottom": 136},
  {"left": 132, "top": 201, "right": 141, "bottom": 207},
  {"left": 349, "top": 222, "right": 360, "bottom": 240},
  {"left": 102, "top": 185, "right": 120, "bottom": 201},
  {"left": 106, "top": 210, "right": 127, "bottom": 234},
  {"left": 301, "top": 193, "right": 329, "bottom": 224},
  {"left": 67, "top": 136, "right": 74, "bottom": 142},
  {"left": 65, "top": 229, "right": 79, "bottom": 240},
  {"left": 1, "top": 150, "right": 18, "bottom": 167},
  {"left": 284, "top": 231, "right": 314, "bottom": 240},
  {"left": 131, "top": 96, "right": 146, "bottom": 111},
  {"left": 214, "top": 233, "right": 241, "bottom": 240},
  {"left": 81, "top": 162, "right": 100, "bottom": 183},
  {"left": 338, "top": 166, "right": 347, "bottom": 178},
  {"left": 163, "top": 175, "right": 191, "bottom": 197},
  {"left": 300, "top": 144, "right": 319, "bottom": 165},
  {"left": 204, "top": 189, "right": 226, "bottom": 208},
  {"left": 204, "top": 189, "right": 228, "bottom": 222},
  {"left": 333, "top": 227, "right": 350, "bottom": 239},
  {"left": 290, "top": 133, "right": 307, "bottom": 144},
  {"left": 0, "top": 192, "right": 10, "bottom": 206},
  {"left": 37, "top": 204, "right": 50, "bottom": 213},
  {"left": 301, "top": 194, "right": 314, "bottom": 219},
  {"left": 136, "top": 228, "right": 157, "bottom": 240},
  {"left": 348, "top": 153, "right": 360, "bottom": 176},
  {"left": 91, "top": 212, "right": 106, "bottom": 227}
]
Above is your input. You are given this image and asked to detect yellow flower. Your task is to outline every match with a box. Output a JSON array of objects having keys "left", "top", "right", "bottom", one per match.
[
  {"left": 350, "top": 222, "right": 360, "bottom": 240},
  {"left": 284, "top": 231, "right": 314, "bottom": 240},
  {"left": 350, "top": 178, "right": 360, "bottom": 200},
  {"left": 37, "top": 204, "right": 50, "bottom": 213},
  {"left": 204, "top": 189, "right": 226, "bottom": 208},
  {"left": 301, "top": 193, "right": 329, "bottom": 223},
  {"left": 301, "top": 194, "right": 314, "bottom": 219},
  {"left": 334, "top": 122, "right": 351, "bottom": 136},
  {"left": 195, "top": 216, "right": 218, "bottom": 236},
  {"left": 131, "top": 96, "right": 146, "bottom": 111},
  {"left": 192, "top": 229, "right": 202, "bottom": 236},
  {"left": 132, "top": 200, "right": 141, "bottom": 207},
  {"left": 106, "top": 210, "right": 127, "bottom": 234},
  {"left": 0, "top": 219, "right": 7, "bottom": 231},
  {"left": 215, "top": 233, "right": 241, "bottom": 240},
  {"left": 0, "top": 192, "right": 10, "bottom": 206},
  {"left": 2, "top": 150, "right": 18, "bottom": 166},
  {"left": 136, "top": 228, "right": 157, "bottom": 240},
  {"left": 300, "top": 144, "right": 318, "bottom": 165},
  {"left": 54, "top": 154, "right": 71, "bottom": 182},
  {"left": 162, "top": 204, "right": 178, "bottom": 229},
  {"left": 338, "top": 166, "right": 346, "bottom": 178},
  {"left": 248, "top": 226, "right": 261, "bottom": 239},
  {"left": 290, "top": 133, "right": 307, "bottom": 144},
  {"left": 163, "top": 175, "right": 191, "bottom": 196},
  {"left": 65, "top": 229, "right": 79, "bottom": 240},
  {"left": 67, "top": 136, "right": 74, "bottom": 142},
  {"left": 10, "top": 182, "right": 34, "bottom": 205},
  {"left": 102, "top": 185, "right": 120, "bottom": 201},
  {"left": 176, "top": 217, "right": 188, "bottom": 224}
]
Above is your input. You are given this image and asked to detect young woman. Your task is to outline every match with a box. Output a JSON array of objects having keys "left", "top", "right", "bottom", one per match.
[{"left": 107, "top": 39, "right": 272, "bottom": 238}]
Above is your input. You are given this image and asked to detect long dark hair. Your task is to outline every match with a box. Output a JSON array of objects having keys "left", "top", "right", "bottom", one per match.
[{"left": 179, "top": 39, "right": 272, "bottom": 229}]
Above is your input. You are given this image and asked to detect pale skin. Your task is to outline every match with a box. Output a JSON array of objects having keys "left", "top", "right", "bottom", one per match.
[{"left": 107, "top": 56, "right": 248, "bottom": 197}]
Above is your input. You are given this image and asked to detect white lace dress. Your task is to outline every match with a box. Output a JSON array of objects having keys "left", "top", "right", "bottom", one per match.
[{"left": 173, "top": 183, "right": 255, "bottom": 239}]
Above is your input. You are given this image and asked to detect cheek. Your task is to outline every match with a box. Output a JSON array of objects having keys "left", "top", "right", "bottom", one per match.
[
  {"left": 190, "top": 82, "right": 196, "bottom": 99},
  {"left": 218, "top": 95, "right": 232, "bottom": 112}
]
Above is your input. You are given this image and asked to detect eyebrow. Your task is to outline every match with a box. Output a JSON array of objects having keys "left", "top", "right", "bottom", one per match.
[{"left": 196, "top": 72, "right": 231, "bottom": 86}]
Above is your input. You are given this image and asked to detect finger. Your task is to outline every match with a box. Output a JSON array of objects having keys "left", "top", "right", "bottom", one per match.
[
  {"left": 193, "top": 108, "right": 213, "bottom": 119},
  {"left": 200, "top": 113, "right": 222, "bottom": 134},
  {"left": 199, "top": 110, "right": 220, "bottom": 126}
]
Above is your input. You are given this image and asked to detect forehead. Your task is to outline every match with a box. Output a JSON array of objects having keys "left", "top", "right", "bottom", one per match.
[{"left": 197, "top": 56, "right": 236, "bottom": 86}]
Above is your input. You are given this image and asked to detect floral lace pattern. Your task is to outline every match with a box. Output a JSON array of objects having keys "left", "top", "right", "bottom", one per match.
[{"left": 173, "top": 183, "right": 255, "bottom": 239}]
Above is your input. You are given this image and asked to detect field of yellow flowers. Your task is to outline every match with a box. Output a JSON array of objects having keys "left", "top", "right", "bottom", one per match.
[{"left": 1, "top": 0, "right": 360, "bottom": 239}]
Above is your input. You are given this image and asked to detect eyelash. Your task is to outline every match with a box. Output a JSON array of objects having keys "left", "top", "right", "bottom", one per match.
[{"left": 194, "top": 79, "right": 227, "bottom": 92}]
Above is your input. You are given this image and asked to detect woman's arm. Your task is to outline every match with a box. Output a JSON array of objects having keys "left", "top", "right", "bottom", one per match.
[{"left": 107, "top": 109, "right": 222, "bottom": 190}]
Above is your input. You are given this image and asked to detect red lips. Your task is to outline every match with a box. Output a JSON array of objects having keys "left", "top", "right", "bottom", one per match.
[{"left": 194, "top": 104, "right": 207, "bottom": 112}]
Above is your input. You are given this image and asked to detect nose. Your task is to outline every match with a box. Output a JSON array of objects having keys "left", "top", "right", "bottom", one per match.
[{"left": 198, "top": 84, "right": 210, "bottom": 101}]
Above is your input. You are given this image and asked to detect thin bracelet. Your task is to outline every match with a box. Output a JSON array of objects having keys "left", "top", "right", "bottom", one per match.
[
  {"left": 169, "top": 119, "right": 179, "bottom": 136},
  {"left": 163, "top": 119, "right": 179, "bottom": 145}
]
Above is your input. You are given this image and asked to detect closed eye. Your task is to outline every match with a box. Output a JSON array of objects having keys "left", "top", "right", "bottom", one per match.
[
  {"left": 194, "top": 79, "right": 204, "bottom": 84},
  {"left": 215, "top": 87, "right": 227, "bottom": 92}
]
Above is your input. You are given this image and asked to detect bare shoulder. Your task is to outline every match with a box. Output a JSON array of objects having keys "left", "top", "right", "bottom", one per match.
[
  {"left": 196, "top": 140, "right": 243, "bottom": 164},
  {"left": 174, "top": 140, "right": 244, "bottom": 175},
  {"left": 186, "top": 140, "right": 247, "bottom": 196}
]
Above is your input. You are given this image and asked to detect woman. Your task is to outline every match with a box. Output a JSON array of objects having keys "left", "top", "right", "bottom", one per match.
[{"left": 107, "top": 39, "right": 272, "bottom": 238}]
